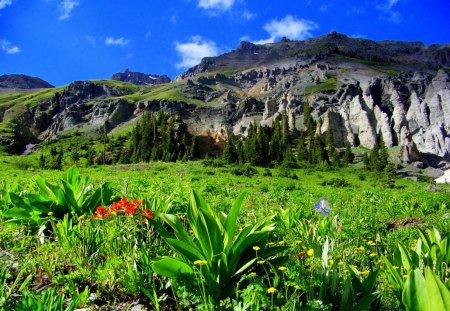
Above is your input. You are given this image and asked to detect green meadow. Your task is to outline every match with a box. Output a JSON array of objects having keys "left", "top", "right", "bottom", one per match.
[{"left": 0, "top": 160, "right": 449, "bottom": 310}]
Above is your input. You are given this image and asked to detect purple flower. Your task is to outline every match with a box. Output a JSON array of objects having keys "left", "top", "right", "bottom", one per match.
[{"left": 314, "top": 197, "right": 330, "bottom": 217}]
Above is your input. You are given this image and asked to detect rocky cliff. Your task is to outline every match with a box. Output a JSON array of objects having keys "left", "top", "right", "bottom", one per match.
[
  {"left": 1, "top": 32, "right": 449, "bottom": 167},
  {"left": 112, "top": 69, "right": 170, "bottom": 85}
]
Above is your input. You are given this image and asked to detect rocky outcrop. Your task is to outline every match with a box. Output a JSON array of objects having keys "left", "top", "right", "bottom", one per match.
[
  {"left": 112, "top": 69, "right": 170, "bottom": 85},
  {"left": 0, "top": 74, "right": 54, "bottom": 90}
]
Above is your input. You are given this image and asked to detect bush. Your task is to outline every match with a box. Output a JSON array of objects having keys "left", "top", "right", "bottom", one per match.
[
  {"left": 321, "top": 178, "right": 350, "bottom": 187},
  {"left": 230, "top": 164, "right": 257, "bottom": 177}
]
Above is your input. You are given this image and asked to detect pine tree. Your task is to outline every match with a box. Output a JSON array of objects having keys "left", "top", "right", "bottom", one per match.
[
  {"left": 39, "top": 154, "right": 46, "bottom": 169},
  {"left": 378, "top": 135, "right": 389, "bottom": 170},
  {"left": 342, "top": 142, "right": 354, "bottom": 165},
  {"left": 362, "top": 152, "right": 370, "bottom": 170}
]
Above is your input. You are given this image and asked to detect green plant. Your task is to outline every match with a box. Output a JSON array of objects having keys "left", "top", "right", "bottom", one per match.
[
  {"left": 4, "top": 166, "right": 113, "bottom": 230},
  {"left": 402, "top": 267, "right": 450, "bottom": 311},
  {"left": 15, "top": 286, "right": 89, "bottom": 311},
  {"left": 151, "top": 190, "right": 288, "bottom": 307}
]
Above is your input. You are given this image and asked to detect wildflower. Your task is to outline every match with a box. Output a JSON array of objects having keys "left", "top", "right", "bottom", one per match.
[
  {"left": 248, "top": 272, "right": 257, "bottom": 277},
  {"left": 257, "top": 260, "right": 265, "bottom": 265},
  {"left": 71, "top": 211, "right": 75, "bottom": 215},
  {"left": 48, "top": 212, "right": 54, "bottom": 216},
  {"left": 294, "top": 285, "right": 301, "bottom": 290},
  {"left": 56, "top": 223, "right": 62, "bottom": 228},
  {"left": 141, "top": 208, "right": 153, "bottom": 222},
  {"left": 194, "top": 260, "right": 207, "bottom": 266},
  {"left": 307, "top": 249, "right": 314, "bottom": 257},
  {"left": 367, "top": 241, "right": 376, "bottom": 246},
  {"left": 278, "top": 266, "right": 287, "bottom": 271},
  {"left": 253, "top": 246, "right": 261, "bottom": 251},
  {"left": 369, "top": 252, "right": 377, "bottom": 258},
  {"left": 338, "top": 261, "right": 345, "bottom": 266},
  {"left": 357, "top": 246, "right": 365, "bottom": 251},
  {"left": 267, "top": 287, "right": 277, "bottom": 294},
  {"left": 94, "top": 206, "right": 108, "bottom": 219},
  {"left": 361, "top": 270, "right": 371, "bottom": 276},
  {"left": 329, "top": 259, "right": 334, "bottom": 266},
  {"left": 314, "top": 197, "right": 330, "bottom": 217}
]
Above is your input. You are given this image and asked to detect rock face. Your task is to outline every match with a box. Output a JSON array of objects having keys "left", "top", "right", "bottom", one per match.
[
  {"left": 111, "top": 69, "right": 170, "bottom": 85},
  {"left": 0, "top": 74, "right": 54, "bottom": 90},
  {"left": 1, "top": 32, "right": 450, "bottom": 167}
]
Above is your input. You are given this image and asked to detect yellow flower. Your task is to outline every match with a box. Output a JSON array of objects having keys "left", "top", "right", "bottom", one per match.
[
  {"left": 343, "top": 269, "right": 349, "bottom": 273},
  {"left": 278, "top": 266, "right": 287, "bottom": 271},
  {"left": 257, "top": 260, "right": 265, "bottom": 265},
  {"left": 278, "top": 240, "right": 285, "bottom": 246},
  {"left": 307, "top": 249, "right": 314, "bottom": 257},
  {"left": 357, "top": 246, "right": 365, "bottom": 251},
  {"left": 392, "top": 266, "right": 399, "bottom": 270},
  {"left": 367, "top": 241, "right": 376, "bottom": 246},
  {"left": 194, "top": 260, "right": 207, "bottom": 266},
  {"left": 329, "top": 259, "right": 334, "bottom": 266},
  {"left": 248, "top": 272, "right": 257, "bottom": 277},
  {"left": 48, "top": 212, "right": 54, "bottom": 216},
  {"left": 56, "top": 223, "right": 62, "bottom": 228},
  {"left": 294, "top": 285, "right": 301, "bottom": 290},
  {"left": 361, "top": 270, "right": 371, "bottom": 276},
  {"left": 403, "top": 274, "right": 409, "bottom": 279},
  {"left": 71, "top": 211, "right": 75, "bottom": 215},
  {"left": 253, "top": 246, "right": 261, "bottom": 251},
  {"left": 369, "top": 253, "right": 377, "bottom": 257},
  {"left": 267, "top": 287, "right": 277, "bottom": 294},
  {"left": 338, "top": 261, "right": 345, "bottom": 266}
]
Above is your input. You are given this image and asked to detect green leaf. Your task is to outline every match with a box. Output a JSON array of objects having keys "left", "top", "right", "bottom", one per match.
[
  {"left": 402, "top": 269, "right": 428, "bottom": 311},
  {"left": 425, "top": 266, "right": 450, "bottom": 311},
  {"left": 398, "top": 243, "right": 412, "bottom": 271},
  {"left": 152, "top": 257, "right": 194, "bottom": 279},
  {"left": 353, "top": 292, "right": 380, "bottom": 311},
  {"left": 165, "top": 238, "right": 204, "bottom": 263},
  {"left": 224, "top": 191, "right": 247, "bottom": 251}
]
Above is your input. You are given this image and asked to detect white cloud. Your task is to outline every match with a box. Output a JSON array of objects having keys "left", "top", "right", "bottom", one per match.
[
  {"left": 0, "top": 0, "right": 13, "bottom": 10},
  {"left": 254, "top": 15, "right": 319, "bottom": 44},
  {"left": 85, "top": 35, "right": 96, "bottom": 46},
  {"left": 59, "top": 0, "right": 79, "bottom": 21},
  {"left": 242, "top": 10, "right": 257, "bottom": 21},
  {"left": 105, "top": 37, "right": 130, "bottom": 46},
  {"left": 175, "top": 36, "right": 219, "bottom": 69},
  {"left": 1, "top": 39, "right": 21, "bottom": 54},
  {"left": 376, "top": 0, "right": 402, "bottom": 23},
  {"left": 376, "top": 0, "right": 400, "bottom": 11},
  {"left": 198, "top": 0, "right": 234, "bottom": 11}
]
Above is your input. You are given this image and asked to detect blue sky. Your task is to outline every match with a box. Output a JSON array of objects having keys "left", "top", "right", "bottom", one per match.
[{"left": 1, "top": 0, "right": 449, "bottom": 86}]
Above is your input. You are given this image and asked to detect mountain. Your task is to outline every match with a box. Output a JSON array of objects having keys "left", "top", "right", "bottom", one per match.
[
  {"left": 0, "top": 74, "right": 54, "bottom": 91},
  {"left": 0, "top": 32, "right": 449, "bottom": 168},
  {"left": 111, "top": 69, "right": 171, "bottom": 85}
]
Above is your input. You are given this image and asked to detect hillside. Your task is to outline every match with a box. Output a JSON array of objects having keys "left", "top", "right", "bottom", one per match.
[{"left": 0, "top": 32, "right": 449, "bottom": 168}]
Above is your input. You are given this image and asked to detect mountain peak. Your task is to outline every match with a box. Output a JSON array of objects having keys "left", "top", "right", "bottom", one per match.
[{"left": 111, "top": 69, "right": 171, "bottom": 86}]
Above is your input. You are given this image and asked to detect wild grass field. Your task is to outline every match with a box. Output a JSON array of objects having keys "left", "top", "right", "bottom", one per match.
[{"left": 0, "top": 160, "right": 449, "bottom": 310}]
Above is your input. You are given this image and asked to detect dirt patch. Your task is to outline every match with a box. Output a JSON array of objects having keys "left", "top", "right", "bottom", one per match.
[{"left": 386, "top": 217, "right": 423, "bottom": 231}]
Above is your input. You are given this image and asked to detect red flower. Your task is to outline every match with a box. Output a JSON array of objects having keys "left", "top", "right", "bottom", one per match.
[
  {"left": 94, "top": 206, "right": 109, "bottom": 219},
  {"left": 141, "top": 208, "right": 153, "bottom": 222}
]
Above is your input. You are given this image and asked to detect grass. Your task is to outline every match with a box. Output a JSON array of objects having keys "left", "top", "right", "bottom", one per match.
[
  {"left": 304, "top": 77, "right": 337, "bottom": 95},
  {"left": 0, "top": 160, "right": 448, "bottom": 309},
  {"left": 345, "top": 57, "right": 400, "bottom": 75}
]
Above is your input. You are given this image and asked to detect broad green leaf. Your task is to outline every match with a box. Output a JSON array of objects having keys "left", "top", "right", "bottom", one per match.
[
  {"left": 224, "top": 191, "right": 247, "bottom": 251},
  {"left": 425, "top": 266, "right": 450, "bottom": 311},
  {"left": 353, "top": 292, "right": 380, "bottom": 311},
  {"left": 402, "top": 269, "right": 428, "bottom": 311},
  {"left": 158, "top": 213, "right": 192, "bottom": 243},
  {"left": 398, "top": 243, "right": 412, "bottom": 271},
  {"left": 165, "top": 238, "right": 204, "bottom": 263},
  {"left": 152, "top": 257, "right": 194, "bottom": 279}
]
